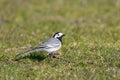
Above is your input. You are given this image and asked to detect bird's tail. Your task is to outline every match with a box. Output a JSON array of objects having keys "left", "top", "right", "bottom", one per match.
[{"left": 16, "top": 48, "right": 37, "bottom": 56}]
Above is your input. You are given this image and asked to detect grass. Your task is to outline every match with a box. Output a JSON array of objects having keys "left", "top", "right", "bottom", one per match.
[{"left": 0, "top": 0, "right": 120, "bottom": 80}]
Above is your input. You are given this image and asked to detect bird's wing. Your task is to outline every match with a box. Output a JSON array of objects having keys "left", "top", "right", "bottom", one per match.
[{"left": 37, "top": 38, "right": 60, "bottom": 48}]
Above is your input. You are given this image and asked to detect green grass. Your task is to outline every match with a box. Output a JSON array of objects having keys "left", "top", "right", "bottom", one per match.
[{"left": 0, "top": 0, "right": 120, "bottom": 80}]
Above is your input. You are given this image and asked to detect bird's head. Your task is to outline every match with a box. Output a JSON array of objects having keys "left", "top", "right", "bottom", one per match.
[{"left": 53, "top": 32, "right": 65, "bottom": 40}]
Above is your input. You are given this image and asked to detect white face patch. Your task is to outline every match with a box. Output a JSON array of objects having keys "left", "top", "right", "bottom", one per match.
[{"left": 54, "top": 32, "right": 63, "bottom": 38}]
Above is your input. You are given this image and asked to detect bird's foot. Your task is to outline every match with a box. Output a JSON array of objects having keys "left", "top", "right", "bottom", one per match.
[{"left": 49, "top": 52, "right": 61, "bottom": 58}]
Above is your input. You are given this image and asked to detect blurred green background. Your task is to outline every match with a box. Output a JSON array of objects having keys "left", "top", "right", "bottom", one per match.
[{"left": 0, "top": 0, "right": 120, "bottom": 80}]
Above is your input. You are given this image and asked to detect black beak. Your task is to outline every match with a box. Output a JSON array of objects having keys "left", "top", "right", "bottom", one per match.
[{"left": 62, "top": 34, "right": 65, "bottom": 36}]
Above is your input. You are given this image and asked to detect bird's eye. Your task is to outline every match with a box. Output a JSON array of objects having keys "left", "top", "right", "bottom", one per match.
[{"left": 57, "top": 34, "right": 59, "bottom": 36}]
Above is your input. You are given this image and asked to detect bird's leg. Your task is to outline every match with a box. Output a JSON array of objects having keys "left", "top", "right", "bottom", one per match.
[
  {"left": 49, "top": 52, "right": 61, "bottom": 58},
  {"left": 49, "top": 52, "right": 54, "bottom": 57}
]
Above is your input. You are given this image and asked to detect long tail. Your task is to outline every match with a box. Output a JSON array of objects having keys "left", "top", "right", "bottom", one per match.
[{"left": 16, "top": 47, "right": 40, "bottom": 56}]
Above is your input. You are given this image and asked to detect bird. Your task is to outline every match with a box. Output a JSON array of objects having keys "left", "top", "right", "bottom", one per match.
[{"left": 16, "top": 32, "right": 65, "bottom": 58}]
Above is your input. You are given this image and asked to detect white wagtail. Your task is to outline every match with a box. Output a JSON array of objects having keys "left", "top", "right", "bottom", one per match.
[{"left": 16, "top": 32, "right": 65, "bottom": 57}]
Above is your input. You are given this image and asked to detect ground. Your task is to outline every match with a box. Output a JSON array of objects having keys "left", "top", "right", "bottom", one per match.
[{"left": 0, "top": 0, "right": 120, "bottom": 80}]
